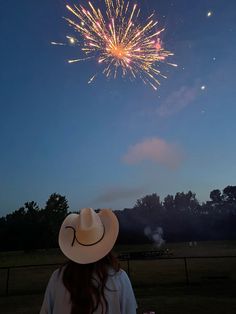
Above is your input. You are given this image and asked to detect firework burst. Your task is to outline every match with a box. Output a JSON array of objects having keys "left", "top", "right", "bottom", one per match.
[{"left": 53, "top": 0, "right": 177, "bottom": 89}]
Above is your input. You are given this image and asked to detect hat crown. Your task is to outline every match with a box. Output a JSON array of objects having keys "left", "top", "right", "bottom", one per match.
[{"left": 76, "top": 208, "right": 104, "bottom": 246}]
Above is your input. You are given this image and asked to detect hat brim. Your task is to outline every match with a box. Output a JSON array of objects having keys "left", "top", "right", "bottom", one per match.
[{"left": 58, "top": 209, "right": 119, "bottom": 264}]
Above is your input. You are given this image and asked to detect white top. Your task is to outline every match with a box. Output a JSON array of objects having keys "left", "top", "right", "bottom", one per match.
[{"left": 40, "top": 267, "right": 137, "bottom": 314}]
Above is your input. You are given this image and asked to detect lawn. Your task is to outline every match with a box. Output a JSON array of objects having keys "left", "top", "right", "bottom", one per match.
[
  {"left": 0, "top": 241, "right": 236, "bottom": 313},
  {"left": 1, "top": 284, "right": 236, "bottom": 314}
]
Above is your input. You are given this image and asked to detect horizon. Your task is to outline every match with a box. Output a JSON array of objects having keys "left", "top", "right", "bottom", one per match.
[{"left": 0, "top": 184, "right": 232, "bottom": 217}]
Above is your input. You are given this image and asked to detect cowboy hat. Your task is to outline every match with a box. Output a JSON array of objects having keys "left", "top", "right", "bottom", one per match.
[{"left": 58, "top": 208, "right": 119, "bottom": 264}]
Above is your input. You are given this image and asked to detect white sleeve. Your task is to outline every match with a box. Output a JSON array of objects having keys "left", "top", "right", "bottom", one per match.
[
  {"left": 119, "top": 270, "right": 137, "bottom": 314},
  {"left": 39, "top": 270, "right": 58, "bottom": 314}
]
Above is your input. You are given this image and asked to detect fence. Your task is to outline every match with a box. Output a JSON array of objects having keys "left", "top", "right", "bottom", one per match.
[{"left": 0, "top": 253, "right": 236, "bottom": 296}]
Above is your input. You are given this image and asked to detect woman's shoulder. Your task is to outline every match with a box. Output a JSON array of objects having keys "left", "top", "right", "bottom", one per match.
[
  {"left": 49, "top": 267, "right": 64, "bottom": 283},
  {"left": 108, "top": 268, "right": 130, "bottom": 281}
]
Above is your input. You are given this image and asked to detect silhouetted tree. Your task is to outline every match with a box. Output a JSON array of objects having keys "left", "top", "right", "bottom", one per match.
[
  {"left": 134, "top": 193, "right": 163, "bottom": 227},
  {"left": 135, "top": 193, "right": 162, "bottom": 211},
  {"left": 1, "top": 186, "right": 236, "bottom": 251},
  {"left": 174, "top": 191, "right": 199, "bottom": 214},
  {"left": 24, "top": 201, "right": 39, "bottom": 211},
  {"left": 4, "top": 207, "right": 27, "bottom": 250},
  {"left": 42, "top": 193, "right": 69, "bottom": 248},
  {"left": 45, "top": 193, "right": 69, "bottom": 215},
  {"left": 163, "top": 195, "right": 175, "bottom": 212},
  {"left": 210, "top": 189, "right": 222, "bottom": 204},
  {"left": 223, "top": 186, "right": 236, "bottom": 202}
]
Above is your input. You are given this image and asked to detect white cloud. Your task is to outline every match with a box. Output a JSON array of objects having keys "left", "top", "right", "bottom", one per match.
[{"left": 122, "top": 137, "right": 184, "bottom": 169}]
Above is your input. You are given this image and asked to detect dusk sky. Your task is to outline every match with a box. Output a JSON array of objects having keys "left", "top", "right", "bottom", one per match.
[{"left": 1, "top": 0, "right": 236, "bottom": 216}]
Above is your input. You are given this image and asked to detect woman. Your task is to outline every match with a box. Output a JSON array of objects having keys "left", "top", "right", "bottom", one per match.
[{"left": 40, "top": 208, "right": 137, "bottom": 314}]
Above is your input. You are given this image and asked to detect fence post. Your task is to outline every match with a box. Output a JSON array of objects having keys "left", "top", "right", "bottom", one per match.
[
  {"left": 184, "top": 257, "right": 190, "bottom": 285},
  {"left": 6, "top": 268, "right": 10, "bottom": 296}
]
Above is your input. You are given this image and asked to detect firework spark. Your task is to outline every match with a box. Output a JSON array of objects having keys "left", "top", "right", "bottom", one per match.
[{"left": 54, "top": 0, "right": 177, "bottom": 89}]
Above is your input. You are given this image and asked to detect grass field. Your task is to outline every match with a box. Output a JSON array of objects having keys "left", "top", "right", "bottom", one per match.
[
  {"left": 0, "top": 241, "right": 236, "bottom": 313},
  {"left": 1, "top": 286, "right": 236, "bottom": 314}
]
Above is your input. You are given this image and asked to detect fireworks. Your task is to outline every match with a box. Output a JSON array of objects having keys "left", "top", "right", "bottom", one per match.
[{"left": 53, "top": 0, "right": 177, "bottom": 89}]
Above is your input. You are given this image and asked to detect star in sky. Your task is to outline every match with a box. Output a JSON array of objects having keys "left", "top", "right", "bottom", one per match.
[{"left": 207, "top": 11, "right": 213, "bottom": 18}]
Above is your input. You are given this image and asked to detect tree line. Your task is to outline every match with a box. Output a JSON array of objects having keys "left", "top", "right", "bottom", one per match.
[{"left": 0, "top": 186, "right": 236, "bottom": 251}]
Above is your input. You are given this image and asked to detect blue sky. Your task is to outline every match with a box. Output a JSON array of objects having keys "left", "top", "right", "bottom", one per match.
[{"left": 0, "top": 0, "right": 236, "bottom": 215}]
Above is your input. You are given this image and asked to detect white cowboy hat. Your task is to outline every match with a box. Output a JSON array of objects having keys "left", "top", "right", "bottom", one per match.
[{"left": 58, "top": 208, "right": 119, "bottom": 264}]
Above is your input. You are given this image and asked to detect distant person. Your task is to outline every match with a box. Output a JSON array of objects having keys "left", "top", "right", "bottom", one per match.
[{"left": 40, "top": 208, "right": 137, "bottom": 314}]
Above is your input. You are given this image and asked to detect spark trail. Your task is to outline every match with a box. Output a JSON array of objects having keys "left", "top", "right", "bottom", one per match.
[{"left": 52, "top": 0, "right": 177, "bottom": 89}]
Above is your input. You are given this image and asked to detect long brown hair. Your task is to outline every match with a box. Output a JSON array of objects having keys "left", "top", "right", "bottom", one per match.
[{"left": 61, "top": 252, "right": 120, "bottom": 314}]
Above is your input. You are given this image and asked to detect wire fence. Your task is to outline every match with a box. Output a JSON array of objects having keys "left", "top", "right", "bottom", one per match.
[{"left": 0, "top": 254, "right": 236, "bottom": 296}]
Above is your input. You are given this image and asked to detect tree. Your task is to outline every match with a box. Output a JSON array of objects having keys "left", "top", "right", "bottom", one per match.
[
  {"left": 133, "top": 193, "right": 163, "bottom": 232},
  {"left": 163, "top": 195, "right": 175, "bottom": 212},
  {"left": 210, "top": 189, "right": 222, "bottom": 204},
  {"left": 24, "top": 201, "right": 39, "bottom": 212},
  {"left": 222, "top": 186, "right": 236, "bottom": 202},
  {"left": 222, "top": 186, "right": 236, "bottom": 215},
  {"left": 4, "top": 207, "right": 27, "bottom": 250},
  {"left": 174, "top": 191, "right": 199, "bottom": 214},
  {"left": 134, "top": 193, "right": 162, "bottom": 211},
  {"left": 43, "top": 193, "right": 69, "bottom": 247},
  {"left": 45, "top": 193, "right": 69, "bottom": 215}
]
